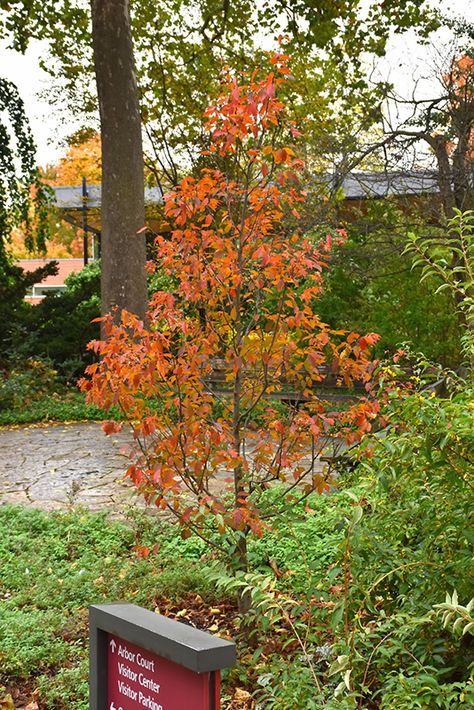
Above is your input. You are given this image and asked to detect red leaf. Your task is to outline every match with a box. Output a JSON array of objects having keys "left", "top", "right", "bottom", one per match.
[{"left": 102, "top": 421, "right": 122, "bottom": 435}]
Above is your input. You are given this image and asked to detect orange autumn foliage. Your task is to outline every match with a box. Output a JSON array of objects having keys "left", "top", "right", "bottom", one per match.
[
  {"left": 47, "top": 133, "right": 102, "bottom": 186},
  {"left": 80, "top": 55, "right": 383, "bottom": 561},
  {"left": 445, "top": 54, "right": 474, "bottom": 160}
]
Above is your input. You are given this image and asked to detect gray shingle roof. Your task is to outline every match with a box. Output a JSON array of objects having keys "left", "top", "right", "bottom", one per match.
[
  {"left": 313, "top": 170, "right": 439, "bottom": 199},
  {"left": 52, "top": 184, "right": 163, "bottom": 210},
  {"left": 50, "top": 171, "right": 440, "bottom": 210}
]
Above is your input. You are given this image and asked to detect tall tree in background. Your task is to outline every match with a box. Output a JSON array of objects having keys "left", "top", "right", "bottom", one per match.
[
  {"left": 0, "top": 77, "right": 56, "bottom": 355},
  {"left": 0, "top": 0, "right": 439, "bottom": 322},
  {"left": 45, "top": 131, "right": 102, "bottom": 186},
  {"left": 0, "top": 0, "right": 439, "bottom": 186},
  {"left": 0, "top": 77, "right": 49, "bottom": 260},
  {"left": 90, "top": 0, "right": 147, "bottom": 319},
  {"left": 382, "top": 51, "right": 474, "bottom": 219}
]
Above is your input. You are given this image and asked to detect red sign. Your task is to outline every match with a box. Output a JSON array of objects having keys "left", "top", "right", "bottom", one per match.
[{"left": 107, "top": 633, "right": 219, "bottom": 710}]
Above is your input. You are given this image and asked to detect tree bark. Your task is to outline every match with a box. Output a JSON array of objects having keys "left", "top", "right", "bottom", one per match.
[{"left": 91, "top": 0, "right": 147, "bottom": 320}]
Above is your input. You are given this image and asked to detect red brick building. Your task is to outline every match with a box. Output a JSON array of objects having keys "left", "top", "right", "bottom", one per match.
[{"left": 18, "top": 258, "right": 86, "bottom": 305}]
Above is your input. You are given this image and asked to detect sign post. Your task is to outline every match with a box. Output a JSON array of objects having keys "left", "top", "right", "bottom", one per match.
[{"left": 90, "top": 603, "right": 236, "bottom": 710}]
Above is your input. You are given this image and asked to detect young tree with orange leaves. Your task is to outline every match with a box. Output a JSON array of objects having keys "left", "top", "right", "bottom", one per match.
[{"left": 81, "top": 56, "right": 382, "bottom": 611}]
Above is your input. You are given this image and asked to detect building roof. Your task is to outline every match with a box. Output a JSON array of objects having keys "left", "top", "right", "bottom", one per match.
[
  {"left": 314, "top": 170, "right": 439, "bottom": 200},
  {"left": 50, "top": 171, "right": 440, "bottom": 210},
  {"left": 18, "top": 258, "right": 86, "bottom": 286},
  {"left": 52, "top": 184, "right": 163, "bottom": 210}
]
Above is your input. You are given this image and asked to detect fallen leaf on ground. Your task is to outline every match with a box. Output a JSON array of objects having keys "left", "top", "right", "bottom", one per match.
[
  {"left": 0, "top": 694, "right": 14, "bottom": 710},
  {"left": 231, "top": 688, "right": 254, "bottom": 709}
]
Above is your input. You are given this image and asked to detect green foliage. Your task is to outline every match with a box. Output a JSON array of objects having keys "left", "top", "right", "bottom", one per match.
[
  {"left": 0, "top": 258, "right": 58, "bottom": 360},
  {"left": 2, "top": 260, "right": 180, "bottom": 388},
  {"left": 0, "top": 356, "right": 59, "bottom": 410},
  {"left": 434, "top": 591, "right": 474, "bottom": 639},
  {"left": 0, "top": 608, "right": 76, "bottom": 678},
  {"left": 378, "top": 673, "right": 474, "bottom": 709},
  {"left": 1, "top": 397, "right": 472, "bottom": 708},
  {"left": 405, "top": 209, "right": 474, "bottom": 368},
  {"left": 0, "top": 78, "right": 50, "bottom": 257},
  {"left": 247, "top": 488, "right": 354, "bottom": 593},
  {"left": 133, "top": 0, "right": 437, "bottom": 185},
  {"left": 0, "top": 390, "right": 116, "bottom": 425},
  {"left": 196, "top": 381, "right": 473, "bottom": 709},
  {"left": 317, "top": 202, "right": 462, "bottom": 367},
  {"left": 325, "top": 386, "right": 474, "bottom": 707},
  {"left": 36, "top": 661, "right": 89, "bottom": 710},
  {"left": 0, "top": 506, "right": 213, "bottom": 707},
  {"left": 147, "top": 264, "right": 178, "bottom": 299},
  {"left": 7, "top": 261, "right": 100, "bottom": 379}
]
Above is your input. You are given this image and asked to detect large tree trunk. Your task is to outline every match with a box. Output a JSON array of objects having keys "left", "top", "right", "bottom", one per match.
[{"left": 91, "top": 0, "right": 147, "bottom": 320}]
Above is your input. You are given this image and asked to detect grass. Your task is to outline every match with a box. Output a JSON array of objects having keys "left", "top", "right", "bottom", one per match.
[
  {"left": 0, "top": 390, "right": 118, "bottom": 426},
  {"left": 0, "top": 493, "right": 352, "bottom": 709},
  {"left": 0, "top": 506, "right": 215, "bottom": 708}
]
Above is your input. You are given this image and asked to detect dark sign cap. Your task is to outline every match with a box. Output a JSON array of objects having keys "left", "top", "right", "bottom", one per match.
[{"left": 89, "top": 603, "right": 236, "bottom": 673}]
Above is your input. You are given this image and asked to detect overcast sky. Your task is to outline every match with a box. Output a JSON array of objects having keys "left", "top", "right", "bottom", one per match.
[{"left": 0, "top": 0, "right": 473, "bottom": 167}]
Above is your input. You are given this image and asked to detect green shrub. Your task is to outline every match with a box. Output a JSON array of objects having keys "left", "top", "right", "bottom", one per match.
[
  {"left": 0, "top": 356, "right": 60, "bottom": 410},
  {"left": 325, "top": 387, "right": 474, "bottom": 707},
  {"left": 36, "top": 661, "right": 89, "bottom": 710},
  {"left": 0, "top": 259, "right": 58, "bottom": 360},
  {"left": 19, "top": 261, "right": 101, "bottom": 379}
]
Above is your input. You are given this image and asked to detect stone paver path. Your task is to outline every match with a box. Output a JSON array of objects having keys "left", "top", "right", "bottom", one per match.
[
  {"left": 0, "top": 422, "right": 134, "bottom": 511},
  {"left": 0, "top": 421, "right": 329, "bottom": 513}
]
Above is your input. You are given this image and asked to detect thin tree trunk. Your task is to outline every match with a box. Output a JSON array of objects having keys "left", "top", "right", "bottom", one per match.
[
  {"left": 232, "top": 206, "right": 252, "bottom": 615},
  {"left": 91, "top": 0, "right": 147, "bottom": 320},
  {"left": 432, "top": 137, "right": 456, "bottom": 221}
]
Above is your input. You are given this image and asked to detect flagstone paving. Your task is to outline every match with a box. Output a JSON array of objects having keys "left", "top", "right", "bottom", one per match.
[
  {"left": 0, "top": 420, "right": 331, "bottom": 513},
  {"left": 0, "top": 421, "right": 236, "bottom": 513},
  {"left": 0, "top": 422, "right": 135, "bottom": 511}
]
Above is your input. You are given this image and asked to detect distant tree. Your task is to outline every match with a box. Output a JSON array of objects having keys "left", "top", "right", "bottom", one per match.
[
  {"left": 0, "top": 77, "right": 49, "bottom": 261},
  {"left": 46, "top": 131, "right": 102, "bottom": 186},
  {"left": 381, "top": 51, "right": 474, "bottom": 219},
  {"left": 35, "top": 131, "right": 102, "bottom": 258}
]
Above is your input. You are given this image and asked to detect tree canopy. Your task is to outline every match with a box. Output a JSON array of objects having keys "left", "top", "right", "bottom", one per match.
[
  {"left": 0, "top": 0, "right": 439, "bottom": 187},
  {"left": 0, "top": 77, "right": 49, "bottom": 259}
]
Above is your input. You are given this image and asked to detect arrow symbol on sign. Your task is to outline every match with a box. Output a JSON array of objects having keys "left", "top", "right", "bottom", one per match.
[{"left": 109, "top": 639, "right": 117, "bottom": 653}]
